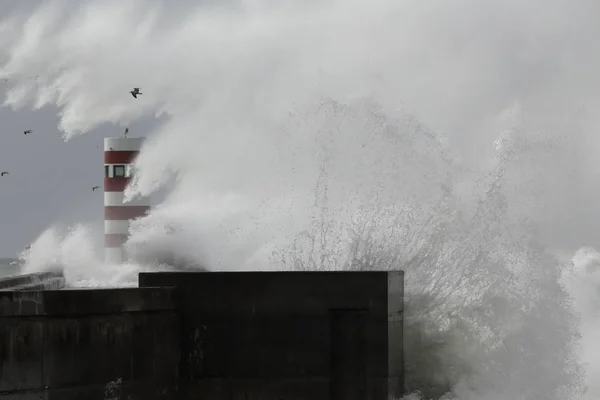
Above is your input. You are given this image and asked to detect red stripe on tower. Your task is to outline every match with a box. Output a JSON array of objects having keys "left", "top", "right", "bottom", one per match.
[
  {"left": 103, "top": 137, "right": 149, "bottom": 264},
  {"left": 104, "top": 205, "right": 151, "bottom": 220},
  {"left": 104, "top": 151, "right": 140, "bottom": 164}
]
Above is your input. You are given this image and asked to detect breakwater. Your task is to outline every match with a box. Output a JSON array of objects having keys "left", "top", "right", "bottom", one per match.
[{"left": 0, "top": 270, "right": 404, "bottom": 400}]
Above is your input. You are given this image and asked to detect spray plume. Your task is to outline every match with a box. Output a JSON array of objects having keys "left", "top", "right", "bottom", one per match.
[{"left": 2, "top": 0, "right": 600, "bottom": 398}]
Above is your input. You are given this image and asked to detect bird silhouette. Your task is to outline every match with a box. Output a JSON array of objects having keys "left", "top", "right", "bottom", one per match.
[
  {"left": 92, "top": 186, "right": 99, "bottom": 191},
  {"left": 124, "top": 127, "right": 129, "bottom": 136},
  {"left": 23, "top": 129, "right": 32, "bottom": 135},
  {"left": 130, "top": 87, "right": 142, "bottom": 98},
  {"left": 0, "top": 171, "right": 8, "bottom": 176}
]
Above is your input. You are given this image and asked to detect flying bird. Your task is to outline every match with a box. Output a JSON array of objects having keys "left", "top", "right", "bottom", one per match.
[
  {"left": 92, "top": 186, "right": 99, "bottom": 191},
  {"left": 0, "top": 171, "right": 8, "bottom": 176},
  {"left": 130, "top": 87, "right": 142, "bottom": 98},
  {"left": 124, "top": 128, "right": 129, "bottom": 136},
  {"left": 23, "top": 129, "right": 32, "bottom": 135}
]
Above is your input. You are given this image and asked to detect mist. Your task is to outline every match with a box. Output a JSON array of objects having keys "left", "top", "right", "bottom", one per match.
[{"left": 2, "top": 0, "right": 600, "bottom": 398}]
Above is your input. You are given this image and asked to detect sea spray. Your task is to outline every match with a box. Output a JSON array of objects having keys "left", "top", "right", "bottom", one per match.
[
  {"left": 18, "top": 97, "right": 587, "bottom": 399},
  {"left": 564, "top": 247, "right": 600, "bottom": 400},
  {"left": 19, "top": 224, "right": 141, "bottom": 287},
  {"left": 269, "top": 101, "right": 584, "bottom": 399},
  {"left": 0, "top": 0, "right": 596, "bottom": 397}
]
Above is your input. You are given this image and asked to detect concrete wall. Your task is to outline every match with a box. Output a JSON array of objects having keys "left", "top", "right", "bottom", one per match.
[
  {"left": 0, "top": 287, "right": 179, "bottom": 400},
  {"left": 139, "top": 271, "right": 404, "bottom": 400},
  {"left": 0, "top": 271, "right": 65, "bottom": 291},
  {"left": 387, "top": 271, "right": 404, "bottom": 398},
  {"left": 0, "top": 271, "right": 404, "bottom": 400}
]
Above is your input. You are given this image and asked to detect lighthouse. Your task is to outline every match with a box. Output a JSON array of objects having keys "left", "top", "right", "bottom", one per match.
[{"left": 103, "top": 137, "right": 150, "bottom": 264}]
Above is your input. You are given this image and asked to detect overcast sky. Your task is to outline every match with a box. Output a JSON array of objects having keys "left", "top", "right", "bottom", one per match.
[
  {"left": 0, "top": 104, "right": 163, "bottom": 256},
  {"left": 0, "top": 2, "right": 163, "bottom": 257},
  {"left": 2, "top": 0, "right": 600, "bottom": 263},
  {"left": 0, "top": 2, "right": 92, "bottom": 255}
]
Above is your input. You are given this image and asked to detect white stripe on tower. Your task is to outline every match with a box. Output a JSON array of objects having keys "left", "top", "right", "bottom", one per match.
[
  {"left": 104, "top": 191, "right": 149, "bottom": 207},
  {"left": 103, "top": 137, "right": 150, "bottom": 264}
]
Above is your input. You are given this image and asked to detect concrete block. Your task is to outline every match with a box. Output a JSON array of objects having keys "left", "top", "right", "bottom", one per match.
[
  {"left": 0, "top": 287, "right": 176, "bottom": 317},
  {"left": 139, "top": 271, "right": 389, "bottom": 316},
  {"left": 12, "top": 277, "right": 66, "bottom": 291},
  {"left": 0, "top": 381, "right": 177, "bottom": 400},
  {"left": 41, "top": 315, "right": 134, "bottom": 387},
  {"left": 0, "top": 272, "right": 404, "bottom": 399},
  {"left": 388, "top": 270, "right": 404, "bottom": 396},
  {"left": 179, "top": 378, "right": 331, "bottom": 400},
  {"left": 40, "top": 311, "right": 179, "bottom": 388},
  {"left": 0, "top": 291, "right": 44, "bottom": 317},
  {"left": 0, "top": 271, "right": 64, "bottom": 291},
  {"left": 0, "top": 288, "right": 180, "bottom": 399},
  {"left": 0, "top": 320, "right": 44, "bottom": 392},
  {"left": 139, "top": 271, "right": 404, "bottom": 400}
]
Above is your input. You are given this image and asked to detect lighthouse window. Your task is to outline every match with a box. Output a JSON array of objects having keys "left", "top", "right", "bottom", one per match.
[
  {"left": 105, "top": 165, "right": 109, "bottom": 178},
  {"left": 113, "top": 165, "right": 126, "bottom": 178}
]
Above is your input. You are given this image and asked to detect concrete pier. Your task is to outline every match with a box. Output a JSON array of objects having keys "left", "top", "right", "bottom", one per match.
[
  {"left": 0, "top": 287, "right": 178, "bottom": 399},
  {"left": 139, "top": 270, "right": 405, "bottom": 400},
  {"left": 0, "top": 271, "right": 65, "bottom": 291},
  {"left": 0, "top": 270, "right": 404, "bottom": 399}
]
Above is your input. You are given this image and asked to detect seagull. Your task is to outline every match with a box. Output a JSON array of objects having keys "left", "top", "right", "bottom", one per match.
[
  {"left": 124, "top": 127, "right": 129, "bottom": 136},
  {"left": 130, "top": 87, "right": 142, "bottom": 98},
  {"left": 92, "top": 186, "right": 99, "bottom": 191},
  {"left": 0, "top": 171, "right": 8, "bottom": 176},
  {"left": 23, "top": 129, "right": 32, "bottom": 135}
]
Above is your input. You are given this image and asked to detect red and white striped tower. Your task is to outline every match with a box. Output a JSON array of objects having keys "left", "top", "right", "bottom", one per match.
[{"left": 104, "top": 137, "right": 150, "bottom": 264}]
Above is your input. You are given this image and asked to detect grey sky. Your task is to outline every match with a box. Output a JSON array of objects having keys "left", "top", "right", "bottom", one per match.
[
  {"left": 0, "top": 0, "right": 175, "bottom": 257},
  {"left": 0, "top": 102, "right": 162, "bottom": 256}
]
